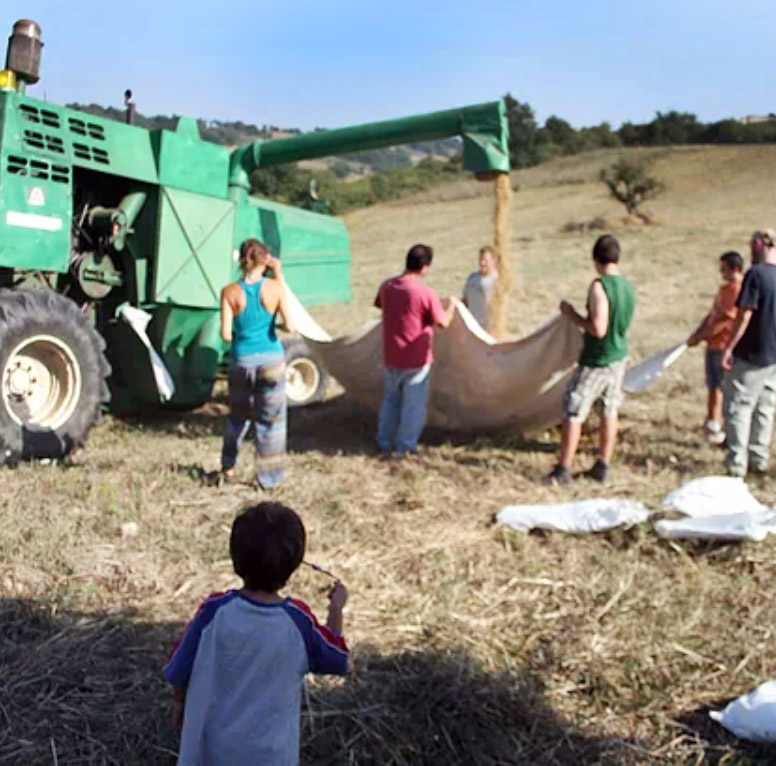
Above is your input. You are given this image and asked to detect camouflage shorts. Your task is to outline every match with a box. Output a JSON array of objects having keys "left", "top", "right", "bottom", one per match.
[{"left": 563, "top": 359, "right": 628, "bottom": 421}]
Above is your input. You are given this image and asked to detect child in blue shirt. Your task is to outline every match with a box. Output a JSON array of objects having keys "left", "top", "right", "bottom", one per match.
[{"left": 163, "top": 502, "right": 349, "bottom": 766}]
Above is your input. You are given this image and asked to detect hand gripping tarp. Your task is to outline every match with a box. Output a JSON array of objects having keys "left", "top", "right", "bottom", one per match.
[{"left": 286, "top": 290, "right": 583, "bottom": 432}]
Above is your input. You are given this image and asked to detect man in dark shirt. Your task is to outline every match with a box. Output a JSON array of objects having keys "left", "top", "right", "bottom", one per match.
[{"left": 721, "top": 229, "right": 776, "bottom": 476}]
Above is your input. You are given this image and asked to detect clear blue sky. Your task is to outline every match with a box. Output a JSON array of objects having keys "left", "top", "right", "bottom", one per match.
[{"left": 2, "top": 1, "right": 774, "bottom": 130}]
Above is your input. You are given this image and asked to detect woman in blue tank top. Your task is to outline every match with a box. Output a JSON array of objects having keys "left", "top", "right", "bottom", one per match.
[{"left": 220, "top": 239, "right": 295, "bottom": 489}]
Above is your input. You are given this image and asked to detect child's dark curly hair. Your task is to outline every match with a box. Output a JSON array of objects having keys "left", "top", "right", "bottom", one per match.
[{"left": 230, "top": 502, "right": 306, "bottom": 592}]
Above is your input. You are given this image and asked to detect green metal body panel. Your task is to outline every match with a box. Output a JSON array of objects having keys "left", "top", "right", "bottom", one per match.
[
  {"left": 0, "top": 86, "right": 509, "bottom": 408},
  {"left": 0, "top": 91, "right": 158, "bottom": 186},
  {"left": 150, "top": 117, "right": 229, "bottom": 198},
  {"left": 0, "top": 91, "right": 72, "bottom": 270},
  {"left": 153, "top": 186, "right": 235, "bottom": 308},
  {"left": 109, "top": 302, "right": 221, "bottom": 408},
  {"left": 145, "top": 305, "right": 222, "bottom": 406},
  {"left": 234, "top": 197, "right": 351, "bottom": 306}
]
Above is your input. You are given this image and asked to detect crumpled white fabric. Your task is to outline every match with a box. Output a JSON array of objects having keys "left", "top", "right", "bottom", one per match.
[
  {"left": 117, "top": 305, "right": 175, "bottom": 402},
  {"left": 284, "top": 284, "right": 332, "bottom": 343},
  {"left": 624, "top": 342, "right": 687, "bottom": 393},
  {"left": 496, "top": 499, "right": 651, "bottom": 534},
  {"left": 661, "top": 476, "right": 764, "bottom": 517},
  {"left": 710, "top": 680, "right": 776, "bottom": 742},
  {"left": 656, "top": 509, "right": 776, "bottom": 542},
  {"left": 657, "top": 476, "right": 776, "bottom": 541}
]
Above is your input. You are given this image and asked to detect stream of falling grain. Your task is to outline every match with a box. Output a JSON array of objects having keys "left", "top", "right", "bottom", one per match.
[{"left": 489, "top": 172, "right": 513, "bottom": 339}]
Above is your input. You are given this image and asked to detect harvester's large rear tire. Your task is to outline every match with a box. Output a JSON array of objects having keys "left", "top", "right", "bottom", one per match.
[
  {"left": 283, "top": 337, "right": 329, "bottom": 407},
  {"left": 0, "top": 290, "right": 110, "bottom": 463}
]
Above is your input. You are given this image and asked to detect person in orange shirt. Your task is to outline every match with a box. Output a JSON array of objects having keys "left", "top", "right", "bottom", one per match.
[{"left": 687, "top": 251, "right": 744, "bottom": 443}]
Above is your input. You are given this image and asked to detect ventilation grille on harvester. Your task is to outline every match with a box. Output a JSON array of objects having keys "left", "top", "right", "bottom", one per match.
[
  {"left": 19, "top": 103, "right": 62, "bottom": 129},
  {"left": 23, "top": 129, "right": 65, "bottom": 154},
  {"left": 72, "top": 143, "right": 110, "bottom": 165},
  {"left": 67, "top": 118, "right": 106, "bottom": 141},
  {"left": 16, "top": 107, "right": 111, "bottom": 165},
  {"left": 68, "top": 116, "right": 110, "bottom": 164},
  {"left": 7, "top": 154, "right": 70, "bottom": 184}
]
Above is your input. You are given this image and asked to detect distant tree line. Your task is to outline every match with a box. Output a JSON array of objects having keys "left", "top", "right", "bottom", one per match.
[{"left": 503, "top": 92, "right": 776, "bottom": 169}]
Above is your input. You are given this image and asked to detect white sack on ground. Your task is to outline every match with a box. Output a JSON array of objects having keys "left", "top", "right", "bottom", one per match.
[
  {"left": 624, "top": 342, "right": 687, "bottom": 393},
  {"left": 655, "top": 509, "right": 776, "bottom": 542},
  {"left": 709, "top": 680, "right": 776, "bottom": 742},
  {"left": 661, "top": 476, "right": 763, "bottom": 517},
  {"left": 496, "top": 499, "right": 651, "bottom": 534},
  {"left": 289, "top": 296, "right": 583, "bottom": 431}
]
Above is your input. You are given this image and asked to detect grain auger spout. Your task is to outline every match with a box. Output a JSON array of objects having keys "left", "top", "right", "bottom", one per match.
[{"left": 228, "top": 100, "right": 511, "bottom": 193}]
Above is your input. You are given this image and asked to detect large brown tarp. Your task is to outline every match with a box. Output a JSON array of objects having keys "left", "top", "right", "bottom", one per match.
[{"left": 289, "top": 291, "right": 583, "bottom": 432}]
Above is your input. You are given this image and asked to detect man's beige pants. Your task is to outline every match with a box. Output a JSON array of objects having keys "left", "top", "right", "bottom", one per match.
[{"left": 724, "top": 358, "right": 776, "bottom": 476}]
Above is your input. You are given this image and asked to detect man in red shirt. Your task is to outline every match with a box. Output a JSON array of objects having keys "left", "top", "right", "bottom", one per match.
[{"left": 374, "top": 244, "right": 457, "bottom": 456}]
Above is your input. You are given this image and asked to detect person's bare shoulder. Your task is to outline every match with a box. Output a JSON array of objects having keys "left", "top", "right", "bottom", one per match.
[
  {"left": 262, "top": 276, "right": 281, "bottom": 296},
  {"left": 222, "top": 282, "right": 242, "bottom": 302},
  {"left": 260, "top": 277, "right": 284, "bottom": 310}
]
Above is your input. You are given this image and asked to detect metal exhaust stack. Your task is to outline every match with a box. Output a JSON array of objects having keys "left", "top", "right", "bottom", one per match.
[{"left": 5, "top": 19, "right": 43, "bottom": 94}]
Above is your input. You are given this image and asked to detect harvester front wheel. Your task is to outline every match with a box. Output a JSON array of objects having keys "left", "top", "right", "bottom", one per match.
[
  {"left": 283, "top": 337, "right": 329, "bottom": 407},
  {"left": 0, "top": 290, "right": 110, "bottom": 463}
]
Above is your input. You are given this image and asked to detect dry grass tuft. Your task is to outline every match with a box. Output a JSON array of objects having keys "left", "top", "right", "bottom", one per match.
[
  {"left": 302, "top": 648, "right": 646, "bottom": 765},
  {"left": 0, "top": 598, "right": 177, "bottom": 765},
  {"left": 561, "top": 216, "right": 609, "bottom": 234}
]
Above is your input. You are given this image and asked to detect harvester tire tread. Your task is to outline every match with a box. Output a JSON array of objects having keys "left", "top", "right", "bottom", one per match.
[{"left": 0, "top": 289, "right": 111, "bottom": 463}]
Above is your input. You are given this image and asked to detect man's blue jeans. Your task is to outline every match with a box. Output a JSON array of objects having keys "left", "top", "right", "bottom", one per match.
[{"left": 377, "top": 364, "right": 431, "bottom": 455}]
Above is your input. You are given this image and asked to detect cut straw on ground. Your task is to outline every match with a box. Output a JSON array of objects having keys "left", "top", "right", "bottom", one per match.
[{"left": 3, "top": 145, "right": 776, "bottom": 764}]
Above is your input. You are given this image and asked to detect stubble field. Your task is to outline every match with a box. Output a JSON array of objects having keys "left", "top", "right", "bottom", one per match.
[{"left": 3, "top": 145, "right": 776, "bottom": 765}]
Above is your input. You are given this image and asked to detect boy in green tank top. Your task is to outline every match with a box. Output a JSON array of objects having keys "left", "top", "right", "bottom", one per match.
[{"left": 544, "top": 234, "right": 636, "bottom": 485}]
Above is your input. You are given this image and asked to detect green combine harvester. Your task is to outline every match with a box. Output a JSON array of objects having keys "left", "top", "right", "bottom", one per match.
[{"left": 0, "top": 18, "right": 510, "bottom": 462}]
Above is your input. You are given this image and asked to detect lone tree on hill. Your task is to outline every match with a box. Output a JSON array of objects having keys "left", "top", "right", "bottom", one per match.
[{"left": 600, "top": 157, "right": 664, "bottom": 219}]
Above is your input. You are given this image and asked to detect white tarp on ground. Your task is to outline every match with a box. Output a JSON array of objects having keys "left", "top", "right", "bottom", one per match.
[
  {"left": 655, "top": 510, "right": 776, "bottom": 542},
  {"left": 291, "top": 298, "right": 583, "bottom": 431},
  {"left": 496, "top": 499, "right": 651, "bottom": 534},
  {"left": 661, "top": 476, "right": 764, "bottom": 517},
  {"left": 494, "top": 477, "right": 776, "bottom": 541},
  {"left": 710, "top": 680, "right": 776, "bottom": 742},
  {"left": 657, "top": 476, "right": 776, "bottom": 542}
]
